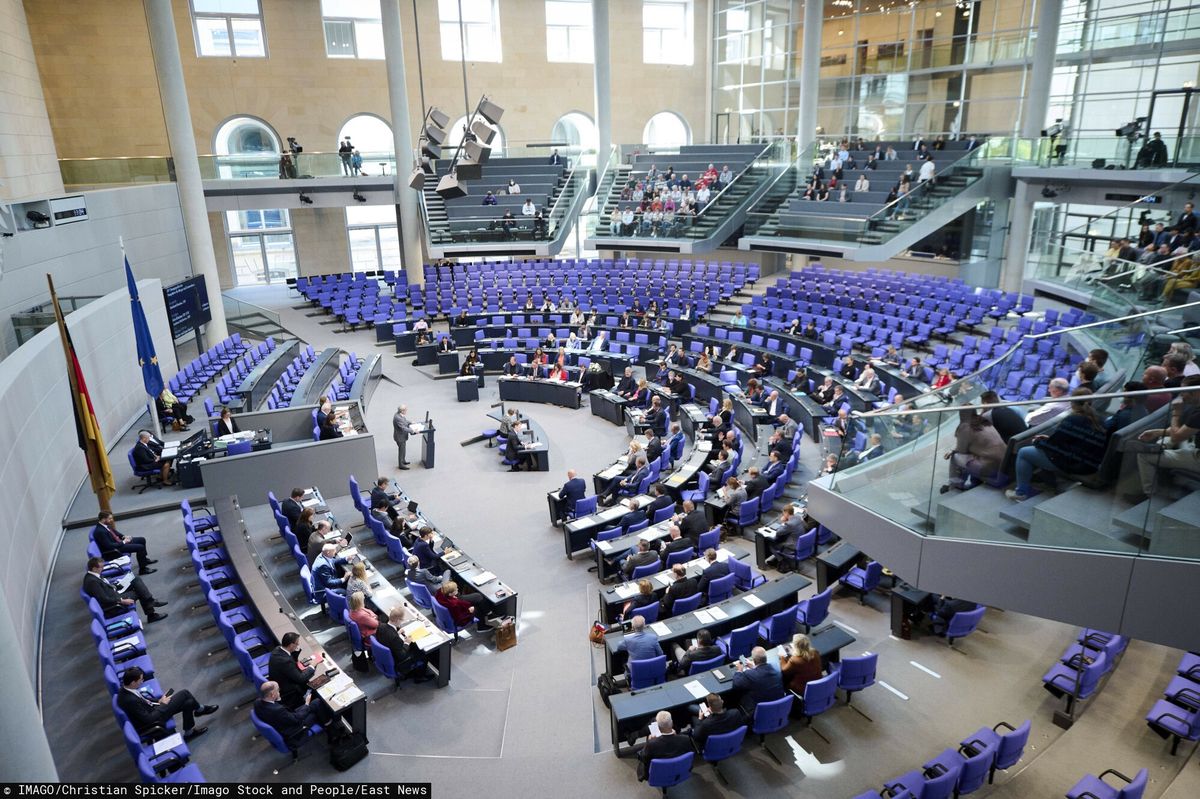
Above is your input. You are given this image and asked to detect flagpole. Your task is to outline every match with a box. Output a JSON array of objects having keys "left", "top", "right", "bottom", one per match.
[{"left": 123, "top": 238, "right": 164, "bottom": 437}]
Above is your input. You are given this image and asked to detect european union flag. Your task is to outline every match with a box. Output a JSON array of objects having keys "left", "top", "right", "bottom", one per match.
[{"left": 126, "top": 257, "right": 164, "bottom": 398}]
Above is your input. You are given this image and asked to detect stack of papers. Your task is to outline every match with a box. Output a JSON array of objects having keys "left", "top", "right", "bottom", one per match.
[
  {"left": 654, "top": 573, "right": 673, "bottom": 587},
  {"left": 708, "top": 606, "right": 729, "bottom": 620},
  {"left": 471, "top": 570, "right": 497, "bottom": 585},
  {"left": 614, "top": 583, "right": 639, "bottom": 599},
  {"left": 152, "top": 733, "right": 184, "bottom": 756},
  {"left": 649, "top": 621, "right": 671, "bottom": 636},
  {"left": 744, "top": 594, "right": 766, "bottom": 608},
  {"left": 301, "top": 497, "right": 322, "bottom": 508},
  {"left": 693, "top": 609, "right": 714, "bottom": 624},
  {"left": 684, "top": 680, "right": 710, "bottom": 700}
]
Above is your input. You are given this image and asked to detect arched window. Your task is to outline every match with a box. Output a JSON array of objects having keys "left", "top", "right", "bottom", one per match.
[
  {"left": 213, "top": 116, "right": 280, "bottom": 178},
  {"left": 551, "top": 111, "right": 598, "bottom": 165},
  {"left": 445, "top": 115, "right": 507, "bottom": 157},
  {"left": 337, "top": 114, "right": 393, "bottom": 155},
  {"left": 642, "top": 111, "right": 691, "bottom": 148}
]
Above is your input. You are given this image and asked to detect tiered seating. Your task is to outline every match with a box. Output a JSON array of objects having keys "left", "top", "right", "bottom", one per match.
[
  {"left": 328, "top": 352, "right": 363, "bottom": 401},
  {"left": 296, "top": 272, "right": 409, "bottom": 331},
  {"left": 264, "top": 344, "right": 318, "bottom": 409},
  {"left": 167, "top": 333, "right": 252, "bottom": 405},
  {"left": 79, "top": 552, "right": 206, "bottom": 783},
  {"left": 214, "top": 336, "right": 279, "bottom": 407},
  {"left": 416, "top": 257, "right": 758, "bottom": 316},
  {"left": 1145, "top": 651, "right": 1200, "bottom": 755},
  {"left": 1042, "top": 628, "right": 1127, "bottom": 718},
  {"left": 427, "top": 157, "right": 568, "bottom": 239}
]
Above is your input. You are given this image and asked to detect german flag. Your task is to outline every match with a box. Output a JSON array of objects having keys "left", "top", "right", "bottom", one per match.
[{"left": 48, "top": 275, "right": 116, "bottom": 505}]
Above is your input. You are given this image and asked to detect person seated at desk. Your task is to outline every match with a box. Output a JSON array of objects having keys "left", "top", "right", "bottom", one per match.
[
  {"left": 745, "top": 378, "right": 765, "bottom": 405},
  {"left": 827, "top": 408, "right": 852, "bottom": 439},
  {"left": 412, "top": 528, "right": 443, "bottom": 570},
  {"left": 673, "top": 628, "right": 722, "bottom": 675},
  {"left": 666, "top": 371, "right": 688, "bottom": 397},
  {"left": 652, "top": 360, "right": 670, "bottom": 385},
  {"left": 705, "top": 447, "right": 731, "bottom": 484},
  {"left": 453, "top": 310, "right": 470, "bottom": 328},
  {"left": 765, "top": 504, "right": 808, "bottom": 564},
  {"left": 839, "top": 358, "right": 859, "bottom": 381},
  {"left": 615, "top": 366, "right": 637, "bottom": 398},
  {"left": 631, "top": 378, "right": 652, "bottom": 407},
  {"left": 620, "top": 578, "right": 657, "bottom": 621},
  {"left": 503, "top": 355, "right": 521, "bottom": 377},
  {"left": 530, "top": 347, "right": 549, "bottom": 373},
  {"left": 406, "top": 554, "right": 449, "bottom": 593},
  {"left": 254, "top": 680, "right": 322, "bottom": 750},
  {"left": 635, "top": 711, "right": 693, "bottom": 781},
  {"left": 565, "top": 331, "right": 583, "bottom": 352},
  {"left": 695, "top": 351, "right": 714, "bottom": 373},
  {"left": 877, "top": 345, "right": 902, "bottom": 369},
  {"left": 733, "top": 646, "right": 785, "bottom": 714},
  {"left": 318, "top": 412, "right": 343, "bottom": 441},
  {"left": 118, "top": 666, "right": 218, "bottom": 742},
  {"left": 436, "top": 335, "right": 455, "bottom": 353},
  {"left": 156, "top": 387, "right": 193, "bottom": 430},
  {"left": 645, "top": 482, "right": 674, "bottom": 518},
  {"left": 930, "top": 595, "right": 979, "bottom": 636},
  {"left": 781, "top": 634, "right": 825, "bottom": 714},
  {"left": 644, "top": 431, "right": 665, "bottom": 465},
  {"left": 459, "top": 349, "right": 480, "bottom": 376},
  {"left": 767, "top": 428, "right": 793, "bottom": 462},
  {"left": 823, "top": 386, "right": 847, "bottom": 415},
  {"left": 901, "top": 356, "right": 924, "bottom": 381},
  {"left": 778, "top": 413, "right": 798, "bottom": 441},
  {"left": 664, "top": 345, "right": 685, "bottom": 368},
  {"left": 375, "top": 605, "right": 432, "bottom": 683},
  {"left": 620, "top": 538, "right": 660, "bottom": 578},
  {"left": 92, "top": 510, "right": 157, "bottom": 575},
  {"left": 855, "top": 363, "right": 881, "bottom": 395},
  {"left": 743, "top": 466, "right": 770, "bottom": 500},
  {"left": 802, "top": 320, "right": 819, "bottom": 340},
  {"left": 587, "top": 330, "right": 608, "bottom": 354},
  {"left": 504, "top": 421, "right": 537, "bottom": 471},
  {"left": 557, "top": 468, "right": 587, "bottom": 522},
  {"left": 718, "top": 398, "right": 735, "bottom": 428},
  {"left": 436, "top": 580, "right": 510, "bottom": 634},
  {"left": 619, "top": 499, "right": 648, "bottom": 532},
  {"left": 666, "top": 422, "right": 685, "bottom": 458},
  {"left": 281, "top": 488, "right": 305, "bottom": 531},
  {"left": 371, "top": 477, "right": 399, "bottom": 521},
  {"left": 674, "top": 500, "right": 708, "bottom": 548},
  {"left": 311, "top": 544, "right": 349, "bottom": 612},
  {"left": 617, "top": 613, "right": 663, "bottom": 665},
  {"left": 643, "top": 396, "right": 669, "bottom": 436},
  {"left": 599, "top": 455, "right": 649, "bottom": 506},
  {"left": 345, "top": 562, "right": 374, "bottom": 603},
  {"left": 812, "top": 376, "right": 836, "bottom": 405},
  {"left": 83, "top": 556, "right": 167, "bottom": 623},
  {"left": 215, "top": 407, "right": 240, "bottom": 437},
  {"left": 547, "top": 363, "right": 568, "bottom": 382},
  {"left": 718, "top": 476, "right": 748, "bottom": 517},
  {"left": 657, "top": 524, "right": 692, "bottom": 565},
  {"left": 348, "top": 591, "right": 378, "bottom": 645},
  {"left": 690, "top": 694, "right": 746, "bottom": 749},
  {"left": 724, "top": 344, "right": 742, "bottom": 364},
  {"left": 133, "top": 430, "right": 173, "bottom": 485},
  {"left": 752, "top": 352, "right": 775, "bottom": 378},
  {"left": 761, "top": 449, "right": 786, "bottom": 482},
  {"left": 696, "top": 548, "right": 730, "bottom": 598},
  {"left": 269, "top": 632, "right": 323, "bottom": 710},
  {"left": 304, "top": 517, "right": 332, "bottom": 566},
  {"left": 786, "top": 318, "right": 802, "bottom": 336},
  {"left": 932, "top": 366, "right": 953, "bottom": 390}
]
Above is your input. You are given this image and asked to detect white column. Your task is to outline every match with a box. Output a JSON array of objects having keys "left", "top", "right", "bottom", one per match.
[
  {"left": 796, "top": 0, "right": 823, "bottom": 152},
  {"left": 592, "top": 0, "right": 613, "bottom": 167},
  {"left": 380, "top": 0, "right": 425, "bottom": 286},
  {"left": 144, "top": 0, "right": 227, "bottom": 340},
  {"left": 1020, "top": 0, "right": 1063, "bottom": 138},
  {"left": 1001, "top": 180, "right": 1035, "bottom": 293}
]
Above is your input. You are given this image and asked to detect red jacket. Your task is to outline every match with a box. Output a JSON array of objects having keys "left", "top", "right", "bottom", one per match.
[
  {"left": 435, "top": 591, "right": 475, "bottom": 626},
  {"left": 350, "top": 607, "right": 379, "bottom": 642}
]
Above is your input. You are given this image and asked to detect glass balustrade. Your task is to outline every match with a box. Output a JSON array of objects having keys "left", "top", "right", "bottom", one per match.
[
  {"left": 59, "top": 157, "right": 174, "bottom": 189},
  {"left": 824, "top": 304, "right": 1200, "bottom": 562}
]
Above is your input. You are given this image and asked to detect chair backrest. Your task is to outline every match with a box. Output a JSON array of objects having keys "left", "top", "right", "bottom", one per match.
[
  {"left": 326, "top": 588, "right": 348, "bottom": 621},
  {"left": 698, "top": 527, "right": 720, "bottom": 551},
  {"left": 688, "top": 652, "right": 727, "bottom": 676},
  {"left": 724, "top": 621, "right": 759, "bottom": 659},
  {"left": 802, "top": 671, "right": 839, "bottom": 718},
  {"left": 627, "top": 518, "right": 651, "bottom": 534},
  {"left": 794, "top": 529, "right": 818, "bottom": 561},
  {"left": 250, "top": 708, "right": 291, "bottom": 754},
  {"left": 369, "top": 636, "right": 397, "bottom": 679},
  {"left": 670, "top": 592, "right": 703, "bottom": 616},
  {"left": 629, "top": 654, "right": 668, "bottom": 689},
  {"left": 922, "top": 763, "right": 962, "bottom": 799},
  {"left": 574, "top": 495, "right": 598, "bottom": 518},
  {"left": 430, "top": 599, "right": 459, "bottom": 633},
  {"left": 706, "top": 573, "right": 735, "bottom": 603},
  {"left": 751, "top": 695, "right": 794, "bottom": 734},
  {"left": 994, "top": 719, "right": 1031, "bottom": 771},
  {"left": 862, "top": 560, "right": 883, "bottom": 590},
  {"left": 647, "top": 752, "right": 694, "bottom": 790},
  {"left": 651, "top": 505, "right": 674, "bottom": 524},
  {"left": 737, "top": 496, "right": 761, "bottom": 525},
  {"left": 665, "top": 546, "right": 696, "bottom": 568},
  {"left": 407, "top": 581, "right": 434, "bottom": 610},
  {"left": 349, "top": 476, "right": 367, "bottom": 513},
  {"left": 267, "top": 491, "right": 281, "bottom": 515},
  {"left": 763, "top": 604, "right": 799, "bottom": 646},
  {"left": 1119, "top": 768, "right": 1148, "bottom": 799},
  {"left": 342, "top": 609, "right": 364, "bottom": 652},
  {"left": 1078, "top": 652, "right": 1108, "bottom": 697},
  {"left": 837, "top": 652, "right": 878, "bottom": 691},
  {"left": 702, "top": 725, "right": 748, "bottom": 762},
  {"left": 799, "top": 586, "right": 834, "bottom": 628},
  {"left": 946, "top": 605, "right": 986, "bottom": 640},
  {"left": 596, "top": 525, "right": 623, "bottom": 542},
  {"left": 958, "top": 743, "right": 996, "bottom": 794}
]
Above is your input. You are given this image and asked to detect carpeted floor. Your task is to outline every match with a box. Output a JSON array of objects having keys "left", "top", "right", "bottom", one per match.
[{"left": 39, "top": 282, "right": 1198, "bottom": 796}]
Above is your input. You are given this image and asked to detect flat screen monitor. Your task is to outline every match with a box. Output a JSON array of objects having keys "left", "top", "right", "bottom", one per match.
[{"left": 163, "top": 276, "right": 213, "bottom": 339}]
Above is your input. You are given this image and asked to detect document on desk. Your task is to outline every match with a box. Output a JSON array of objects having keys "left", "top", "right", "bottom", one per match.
[
  {"left": 614, "top": 582, "right": 639, "bottom": 599},
  {"left": 649, "top": 622, "right": 671, "bottom": 637},
  {"left": 684, "top": 680, "right": 710, "bottom": 700},
  {"left": 692, "top": 609, "right": 714, "bottom": 624},
  {"left": 470, "top": 570, "right": 497, "bottom": 585},
  {"left": 757, "top": 527, "right": 777, "bottom": 538},
  {"left": 708, "top": 605, "right": 729, "bottom": 620},
  {"left": 152, "top": 732, "right": 184, "bottom": 756},
  {"left": 301, "top": 497, "right": 322, "bottom": 508},
  {"left": 112, "top": 633, "right": 142, "bottom": 651},
  {"left": 716, "top": 549, "right": 731, "bottom": 562},
  {"left": 409, "top": 423, "right": 426, "bottom": 434},
  {"left": 161, "top": 444, "right": 179, "bottom": 458},
  {"left": 596, "top": 540, "right": 613, "bottom": 552},
  {"left": 744, "top": 594, "right": 766, "bottom": 608},
  {"left": 638, "top": 530, "right": 659, "bottom": 542},
  {"left": 654, "top": 572, "right": 673, "bottom": 588}
]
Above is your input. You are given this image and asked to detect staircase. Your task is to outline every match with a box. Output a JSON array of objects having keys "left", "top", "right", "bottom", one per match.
[
  {"left": 422, "top": 184, "right": 450, "bottom": 245},
  {"left": 856, "top": 165, "right": 985, "bottom": 246}
]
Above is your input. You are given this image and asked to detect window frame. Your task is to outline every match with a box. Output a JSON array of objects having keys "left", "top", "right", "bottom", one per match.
[
  {"left": 545, "top": 0, "right": 594, "bottom": 64},
  {"left": 224, "top": 208, "right": 297, "bottom": 286},
  {"left": 345, "top": 207, "right": 399, "bottom": 273},
  {"left": 438, "top": 0, "right": 502, "bottom": 63},
  {"left": 189, "top": 0, "right": 268, "bottom": 59},
  {"left": 642, "top": 0, "right": 693, "bottom": 66},
  {"left": 321, "top": 0, "right": 384, "bottom": 60}
]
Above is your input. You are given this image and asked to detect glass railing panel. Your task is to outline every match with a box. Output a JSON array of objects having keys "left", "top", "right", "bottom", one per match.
[
  {"left": 60, "top": 157, "right": 173, "bottom": 188},
  {"left": 221, "top": 294, "right": 282, "bottom": 328}
]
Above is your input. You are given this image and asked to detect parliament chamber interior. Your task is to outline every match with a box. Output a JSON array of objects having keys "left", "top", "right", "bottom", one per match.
[{"left": 2, "top": 0, "right": 1200, "bottom": 796}]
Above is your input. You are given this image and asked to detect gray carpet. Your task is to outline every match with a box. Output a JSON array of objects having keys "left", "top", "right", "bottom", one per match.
[{"left": 39, "top": 283, "right": 1198, "bottom": 796}]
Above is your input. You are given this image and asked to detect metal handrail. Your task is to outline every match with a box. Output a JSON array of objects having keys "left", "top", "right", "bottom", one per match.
[
  {"left": 861, "top": 145, "right": 987, "bottom": 225},
  {"left": 855, "top": 384, "right": 1200, "bottom": 418},
  {"left": 691, "top": 142, "right": 773, "bottom": 224},
  {"left": 546, "top": 159, "right": 581, "bottom": 226},
  {"left": 1056, "top": 172, "right": 1200, "bottom": 241}
]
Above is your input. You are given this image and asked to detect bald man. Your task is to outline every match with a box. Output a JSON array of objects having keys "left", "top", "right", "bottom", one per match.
[
  {"left": 393, "top": 404, "right": 413, "bottom": 469},
  {"left": 253, "top": 680, "right": 320, "bottom": 749},
  {"left": 557, "top": 468, "right": 587, "bottom": 523}
]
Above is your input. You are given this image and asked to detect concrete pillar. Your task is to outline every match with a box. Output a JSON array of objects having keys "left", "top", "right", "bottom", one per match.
[
  {"left": 380, "top": 0, "right": 425, "bottom": 286},
  {"left": 1020, "top": 0, "right": 1062, "bottom": 138},
  {"left": 1001, "top": 180, "right": 1036, "bottom": 293},
  {"left": 796, "top": 0, "right": 823, "bottom": 153},
  {"left": 592, "top": 0, "right": 613, "bottom": 169},
  {"left": 143, "top": 0, "right": 227, "bottom": 339}
]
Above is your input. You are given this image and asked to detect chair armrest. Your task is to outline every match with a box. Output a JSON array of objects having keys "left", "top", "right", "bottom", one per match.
[
  {"left": 923, "top": 763, "right": 947, "bottom": 778},
  {"left": 1080, "top": 632, "right": 1109, "bottom": 649},
  {"left": 1147, "top": 709, "right": 1191, "bottom": 728},
  {"left": 992, "top": 720, "right": 1016, "bottom": 733},
  {"left": 1172, "top": 687, "right": 1200, "bottom": 710},
  {"left": 1184, "top": 666, "right": 1200, "bottom": 680},
  {"left": 1097, "top": 768, "right": 1132, "bottom": 786},
  {"left": 960, "top": 737, "right": 988, "bottom": 756},
  {"left": 1048, "top": 672, "right": 1083, "bottom": 693},
  {"left": 191, "top": 506, "right": 215, "bottom": 518},
  {"left": 1073, "top": 793, "right": 1103, "bottom": 799}
]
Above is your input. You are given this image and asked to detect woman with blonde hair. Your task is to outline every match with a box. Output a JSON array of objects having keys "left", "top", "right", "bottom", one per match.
[
  {"left": 348, "top": 590, "right": 379, "bottom": 644},
  {"left": 621, "top": 579, "right": 657, "bottom": 619},
  {"left": 780, "top": 633, "right": 824, "bottom": 699},
  {"left": 345, "top": 561, "right": 372, "bottom": 599}
]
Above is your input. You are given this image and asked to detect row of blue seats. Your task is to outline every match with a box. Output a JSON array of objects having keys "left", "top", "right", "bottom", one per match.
[
  {"left": 264, "top": 346, "right": 320, "bottom": 409},
  {"left": 214, "top": 337, "right": 280, "bottom": 406},
  {"left": 167, "top": 334, "right": 252, "bottom": 404},
  {"left": 326, "top": 353, "right": 364, "bottom": 402},
  {"left": 1042, "top": 629, "right": 1128, "bottom": 717},
  {"left": 1144, "top": 650, "right": 1200, "bottom": 755}
]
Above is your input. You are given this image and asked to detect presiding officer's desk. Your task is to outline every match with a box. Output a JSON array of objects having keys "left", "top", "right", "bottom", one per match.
[
  {"left": 590, "top": 389, "right": 630, "bottom": 426},
  {"left": 214, "top": 495, "right": 368, "bottom": 734},
  {"left": 561, "top": 493, "right": 654, "bottom": 558},
  {"left": 599, "top": 546, "right": 749, "bottom": 623},
  {"left": 174, "top": 429, "right": 273, "bottom": 489},
  {"left": 603, "top": 573, "right": 812, "bottom": 676},
  {"left": 306, "top": 486, "right": 455, "bottom": 687},
  {"left": 288, "top": 347, "right": 342, "bottom": 408},
  {"left": 235, "top": 339, "right": 300, "bottom": 410},
  {"left": 498, "top": 375, "right": 582, "bottom": 409},
  {"left": 607, "top": 624, "right": 855, "bottom": 754}
]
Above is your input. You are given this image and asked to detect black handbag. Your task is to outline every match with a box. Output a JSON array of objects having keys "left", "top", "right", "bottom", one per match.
[{"left": 351, "top": 650, "right": 370, "bottom": 673}]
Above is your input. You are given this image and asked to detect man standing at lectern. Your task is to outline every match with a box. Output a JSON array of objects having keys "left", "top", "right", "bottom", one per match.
[{"left": 393, "top": 404, "right": 413, "bottom": 470}]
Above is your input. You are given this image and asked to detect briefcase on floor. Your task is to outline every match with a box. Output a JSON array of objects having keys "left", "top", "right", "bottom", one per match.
[
  {"left": 496, "top": 620, "right": 517, "bottom": 651},
  {"left": 330, "top": 731, "right": 369, "bottom": 771}
]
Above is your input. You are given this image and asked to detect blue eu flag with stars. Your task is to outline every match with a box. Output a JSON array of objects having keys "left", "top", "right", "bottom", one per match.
[{"left": 126, "top": 257, "right": 164, "bottom": 398}]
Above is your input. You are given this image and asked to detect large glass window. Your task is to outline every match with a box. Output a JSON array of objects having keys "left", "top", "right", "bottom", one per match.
[
  {"left": 346, "top": 205, "right": 400, "bottom": 272},
  {"left": 191, "top": 0, "right": 266, "bottom": 57},
  {"left": 322, "top": 0, "right": 384, "bottom": 59},
  {"left": 551, "top": 112, "right": 598, "bottom": 164},
  {"left": 213, "top": 116, "right": 280, "bottom": 179},
  {"left": 643, "top": 111, "right": 691, "bottom": 147},
  {"left": 225, "top": 210, "right": 297, "bottom": 286},
  {"left": 546, "top": 0, "right": 593, "bottom": 63},
  {"left": 438, "top": 0, "right": 502, "bottom": 62},
  {"left": 643, "top": 0, "right": 692, "bottom": 65},
  {"left": 338, "top": 114, "right": 394, "bottom": 156}
]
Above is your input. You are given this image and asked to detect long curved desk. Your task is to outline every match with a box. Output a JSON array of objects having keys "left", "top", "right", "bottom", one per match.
[{"left": 497, "top": 376, "right": 582, "bottom": 409}]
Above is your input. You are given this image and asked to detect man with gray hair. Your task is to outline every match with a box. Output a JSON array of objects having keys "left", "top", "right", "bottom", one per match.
[
  {"left": 406, "top": 554, "right": 449, "bottom": 592},
  {"left": 732, "top": 646, "right": 785, "bottom": 713},
  {"left": 1023, "top": 377, "right": 1071, "bottom": 427},
  {"left": 132, "top": 430, "right": 172, "bottom": 485},
  {"left": 393, "top": 404, "right": 413, "bottom": 469},
  {"left": 1168, "top": 341, "right": 1199, "bottom": 377},
  {"left": 635, "top": 710, "right": 694, "bottom": 780},
  {"left": 253, "top": 680, "right": 320, "bottom": 749}
]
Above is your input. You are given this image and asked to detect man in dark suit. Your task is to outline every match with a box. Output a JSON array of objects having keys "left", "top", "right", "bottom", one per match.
[
  {"left": 268, "top": 632, "right": 320, "bottom": 710},
  {"left": 406, "top": 555, "right": 449, "bottom": 592},
  {"left": 733, "top": 646, "right": 785, "bottom": 714},
  {"left": 979, "top": 391, "right": 1027, "bottom": 444},
  {"left": 644, "top": 431, "right": 664, "bottom": 466},
  {"left": 659, "top": 525, "right": 693, "bottom": 566},
  {"left": 761, "top": 450, "right": 786, "bottom": 482},
  {"left": 666, "top": 371, "right": 688, "bottom": 397},
  {"left": 548, "top": 149, "right": 563, "bottom": 165},
  {"left": 311, "top": 544, "right": 348, "bottom": 610},
  {"left": 412, "top": 528, "right": 442, "bottom": 570},
  {"left": 254, "top": 680, "right": 320, "bottom": 748},
  {"left": 503, "top": 356, "right": 521, "bottom": 376},
  {"left": 690, "top": 694, "right": 745, "bottom": 749},
  {"left": 769, "top": 505, "right": 809, "bottom": 562},
  {"left": 92, "top": 511, "right": 156, "bottom": 574},
  {"left": 504, "top": 421, "right": 535, "bottom": 471},
  {"left": 132, "top": 431, "right": 172, "bottom": 485},
  {"left": 696, "top": 548, "right": 730, "bottom": 597},
  {"left": 370, "top": 477, "right": 399, "bottom": 521},
  {"left": 636, "top": 712, "right": 694, "bottom": 781},
  {"left": 118, "top": 666, "right": 217, "bottom": 741},
  {"left": 374, "top": 605, "right": 430, "bottom": 682},
  {"left": 743, "top": 466, "right": 770, "bottom": 500},
  {"left": 643, "top": 395, "right": 668, "bottom": 437},
  {"left": 619, "top": 499, "right": 648, "bottom": 532},
  {"left": 676, "top": 500, "right": 709, "bottom": 548},
  {"left": 645, "top": 483, "right": 674, "bottom": 519},
  {"left": 436, "top": 335, "right": 455, "bottom": 353},
  {"left": 82, "top": 557, "right": 167, "bottom": 622},
  {"left": 619, "top": 538, "right": 660, "bottom": 578},
  {"left": 281, "top": 488, "right": 305, "bottom": 530},
  {"left": 768, "top": 428, "right": 793, "bottom": 461},
  {"left": 599, "top": 456, "right": 649, "bottom": 505},
  {"left": 615, "top": 367, "right": 638, "bottom": 398},
  {"left": 674, "top": 629, "right": 723, "bottom": 675},
  {"left": 557, "top": 468, "right": 587, "bottom": 521}
]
